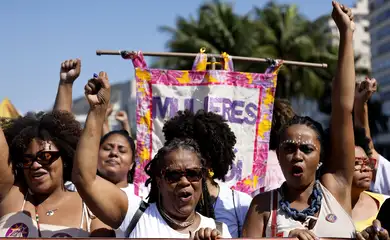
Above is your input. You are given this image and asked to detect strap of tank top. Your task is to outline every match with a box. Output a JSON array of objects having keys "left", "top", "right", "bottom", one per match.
[
  {"left": 81, "top": 202, "right": 91, "bottom": 232},
  {"left": 270, "top": 190, "right": 278, "bottom": 237},
  {"left": 21, "top": 191, "right": 28, "bottom": 211}
]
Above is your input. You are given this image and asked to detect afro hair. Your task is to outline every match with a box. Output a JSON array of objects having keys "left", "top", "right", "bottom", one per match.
[
  {"left": 3, "top": 110, "right": 81, "bottom": 182},
  {"left": 162, "top": 109, "right": 236, "bottom": 181}
]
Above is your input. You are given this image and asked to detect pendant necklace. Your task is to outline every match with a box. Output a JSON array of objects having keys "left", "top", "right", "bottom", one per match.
[{"left": 46, "top": 208, "right": 58, "bottom": 216}]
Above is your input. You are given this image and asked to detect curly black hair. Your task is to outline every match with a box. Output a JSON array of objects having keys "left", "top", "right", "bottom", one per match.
[
  {"left": 162, "top": 109, "right": 237, "bottom": 181},
  {"left": 99, "top": 130, "right": 136, "bottom": 183},
  {"left": 353, "top": 126, "right": 371, "bottom": 157},
  {"left": 144, "top": 138, "right": 215, "bottom": 218},
  {"left": 3, "top": 111, "right": 81, "bottom": 182},
  {"left": 278, "top": 115, "right": 325, "bottom": 162},
  {"left": 270, "top": 99, "right": 296, "bottom": 150}
]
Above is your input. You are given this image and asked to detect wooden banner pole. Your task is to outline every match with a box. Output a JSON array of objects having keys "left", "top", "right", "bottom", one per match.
[{"left": 96, "top": 50, "right": 328, "bottom": 69}]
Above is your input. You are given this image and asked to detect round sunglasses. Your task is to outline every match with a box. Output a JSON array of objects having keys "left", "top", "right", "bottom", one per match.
[{"left": 18, "top": 150, "right": 61, "bottom": 169}]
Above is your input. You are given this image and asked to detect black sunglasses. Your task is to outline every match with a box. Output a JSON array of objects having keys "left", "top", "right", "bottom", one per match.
[
  {"left": 18, "top": 150, "right": 61, "bottom": 169},
  {"left": 161, "top": 167, "right": 205, "bottom": 183}
]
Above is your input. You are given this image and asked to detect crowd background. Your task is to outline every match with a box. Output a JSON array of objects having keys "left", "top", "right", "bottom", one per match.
[
  {"left": 1, "top": 0, "right": 390, "bottom": 239},
  {"left": 2, "top": 0, "right": 388, "bottom": 158}
]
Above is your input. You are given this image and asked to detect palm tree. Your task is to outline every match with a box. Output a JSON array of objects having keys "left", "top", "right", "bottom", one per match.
[
  {"left": 153, "top": 0, "right": 257, "bottom": 71},
  {"left": 156, "top": 0, "right": 337, "bottom": 100},
  {"left": 250, "top": 3, "right": 338, "bottom": 99}
]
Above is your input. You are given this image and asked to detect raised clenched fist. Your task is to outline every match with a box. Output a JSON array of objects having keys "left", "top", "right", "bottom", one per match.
[
  {"left": 84, "top": 72, "right": 111, "bottom": 110},
  {"left": 115, "top": 111, "right": 128, "bottom": 123},
  {"left": 332, "top": 1, "right": 355, "bottom": 33},
  {"left": 355, "top": 78, "right": 377, "bottom": 104},
  {"left": 60, "top": 59, "right": 81, "bottom": 83}
]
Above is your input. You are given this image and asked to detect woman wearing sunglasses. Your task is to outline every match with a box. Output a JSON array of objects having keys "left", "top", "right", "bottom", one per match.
[
  {"left": 162, "top": 109, "right": 252, "bottom": 238},
  {"left": 351, "top": 127, "right": 389, "bottom": 232},
  {"left": 243, "top": 2, "right": 357, "bottom": 239},
  {"left": 0, "top": 111, "right": 97, "bottom": 237},
  {"left": 72, "top": 72, "right": 230, "bottom": 239}
]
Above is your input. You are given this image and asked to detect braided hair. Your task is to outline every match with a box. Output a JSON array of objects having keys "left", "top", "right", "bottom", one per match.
[
  {"left": 270, "top": 99, "right": 296, "bottom": 150},
  {"left": 99, "top": 130, "right": 136, "bottom": 183},
  {"left": 144, "top": 138, "right": 215, "bottom": 218},
  {"left": 162, "top": 109, "right": 237, "bottom": 181}
]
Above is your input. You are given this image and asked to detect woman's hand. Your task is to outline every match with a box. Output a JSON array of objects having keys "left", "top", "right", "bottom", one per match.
[
  {"left": 332, "top": 1, "right": 355, "bottom": 33},
  {"left": 60, "top": 58, "right": 81, "bottom": 84},
  {"left": 355, "top": 78, "right": 377, "bottom": 105},
  {"left": 84, "top": 71, "right": 111, "bottom": 111},
  {"left": 191, "top": 227, "right": 221, "bottom": 240},
  {"left": 288, "top": 228, "right": 319, "bottom": 240},
  {"left": 356, "top": 220, "right": 389, "bottom": 240}
]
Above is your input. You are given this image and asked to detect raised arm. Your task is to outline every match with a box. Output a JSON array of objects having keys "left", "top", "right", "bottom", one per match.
[
  {"left": 0, "top": 125, "right": 14, "bottom": 200},
  {"left": 322, "top": 1, "right": 356, "bottom": 209},
  {"left": 354, "top": 78, "right": 379, "bottom": 159},
  {"left": 53, "top": 59, "right": 81, "bottom": 112},
  {"left": 102, "top": 104, "right": 113, "bottom": 136},
  {"left": 72, "top": 72, "right": 128, "bottom": 228},
  {"left": 115, "top": 110, "right": 132, "bottom": 136}
]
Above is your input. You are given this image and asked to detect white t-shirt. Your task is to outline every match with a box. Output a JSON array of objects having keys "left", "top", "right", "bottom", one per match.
[
  {"left": 214, "top": 183, "right": 252, "bottom": 238},
  {"left": 370, "top": 155, "right": 390, "bottom": 195},
  {"left": 119, "top": 192, "right": 231, "bottom": 238}
]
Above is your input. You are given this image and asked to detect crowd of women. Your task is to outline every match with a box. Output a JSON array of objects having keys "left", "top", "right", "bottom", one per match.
[{"left": 0, "top": 1, "right": 390, "bottom": 239}]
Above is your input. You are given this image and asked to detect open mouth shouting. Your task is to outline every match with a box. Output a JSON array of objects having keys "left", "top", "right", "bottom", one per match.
[
  {"left": 30, "top": 171, "right": 48, "bottom": 182},
  {"left": 177, "top": 190, "right": 193, "bottom": 203},
  {"left": 291, "top": 165, "right": 304, "bottom": 177}
]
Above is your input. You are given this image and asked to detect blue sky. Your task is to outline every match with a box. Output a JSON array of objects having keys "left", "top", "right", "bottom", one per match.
[{"left": 0, "top": 0, "right": 355, "bottom": 114}]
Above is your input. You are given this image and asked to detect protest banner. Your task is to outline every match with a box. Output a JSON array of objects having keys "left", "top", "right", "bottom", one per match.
[{"left": 126, "top": 50, "right": 282, "bottom": 197}]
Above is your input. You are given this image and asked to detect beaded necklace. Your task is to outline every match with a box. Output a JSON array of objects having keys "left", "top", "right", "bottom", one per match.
[
  {"left": 35, "top": 206, "right": 42, "bottom": 237},
  {"left": 278, "top": 180, "right": 323, "bottom": 222}
]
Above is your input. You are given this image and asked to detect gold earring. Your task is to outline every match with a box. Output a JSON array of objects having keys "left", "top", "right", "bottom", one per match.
[{"left": 208, "top": 169, "right": 214, "bottom": 178}]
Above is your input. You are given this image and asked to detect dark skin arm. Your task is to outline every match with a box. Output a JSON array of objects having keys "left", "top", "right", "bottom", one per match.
[
  {"left": 72, "top": 72, "right": 128, "bottom": 228},
  {"left": 0, "top": 126, "right": 13, "bottom": 202},
  {"left": 242, "top": 192, "right": 271, "bottom": 237},
  {"left": 53, "top": 59, "right": 81, "bottom": 112},
  {"left": 321, "top": 1, "right": 356, "bottom": 214},
  {"left": 354, "top": 78, "right": 380, "bottom": 172}
]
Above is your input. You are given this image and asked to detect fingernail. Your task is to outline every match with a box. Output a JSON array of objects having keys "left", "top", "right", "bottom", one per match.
[
  {"left": 93, "top": 73, "right": 98, "bottom": 78},
  {"left": 376, "top": 227, "right": 381, "bottom": 232}
]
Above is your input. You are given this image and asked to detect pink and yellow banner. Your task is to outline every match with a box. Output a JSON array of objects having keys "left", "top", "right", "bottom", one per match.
[{"left": 129, "top": 51, "right": 282, "bottom": 197}]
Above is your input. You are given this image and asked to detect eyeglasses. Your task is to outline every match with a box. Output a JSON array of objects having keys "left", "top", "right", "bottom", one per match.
[
  {"left": 18, "top": 150, "right": 61, "bottom": 169},
  {"left": 161, "top": 167, "right": 205, "bottom": 183},
  {"left": 354, "top": 157, "right": 376, "bottom": 172}
]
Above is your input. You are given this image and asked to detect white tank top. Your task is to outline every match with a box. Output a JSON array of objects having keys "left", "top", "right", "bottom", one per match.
[
  {"left": 265, "top": 182, "right": 356, "bottom": 238},
  {"left": 0, "top": 194, "right": 91, "bottom": 237}
]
